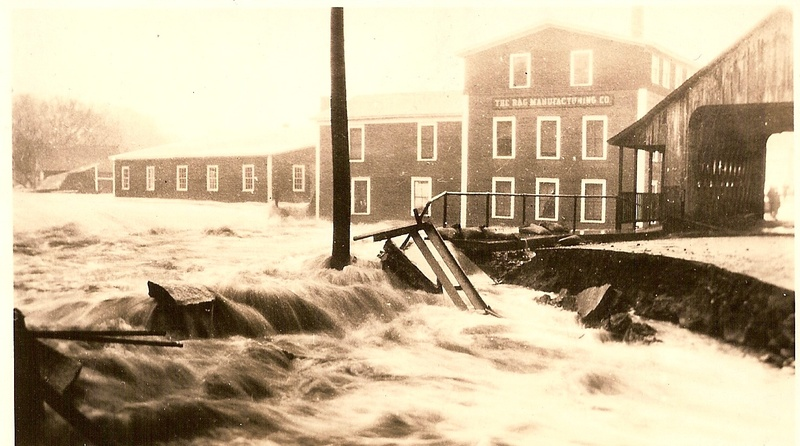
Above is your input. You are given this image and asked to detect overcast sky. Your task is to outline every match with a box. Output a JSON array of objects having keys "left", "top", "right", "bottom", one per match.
[{"left": 7, "top": 0, "right": 793, "bottom": 142}]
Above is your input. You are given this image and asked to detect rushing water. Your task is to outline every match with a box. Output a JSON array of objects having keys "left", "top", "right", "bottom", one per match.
[{"left": 12, "top": 193, "right": 795, "bottom": 445}]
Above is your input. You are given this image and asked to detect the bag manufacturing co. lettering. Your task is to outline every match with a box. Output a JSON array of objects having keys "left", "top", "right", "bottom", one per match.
[{"left": 493, "top": 94, "right": 614, "bottom": 109}]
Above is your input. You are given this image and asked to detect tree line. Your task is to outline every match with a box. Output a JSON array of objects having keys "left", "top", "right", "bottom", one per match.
[{"left": 12, "top": 94, "right": 169, "bottom": 188}]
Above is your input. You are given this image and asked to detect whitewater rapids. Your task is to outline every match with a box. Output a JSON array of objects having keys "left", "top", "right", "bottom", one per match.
[{"left": 11, "top": 192, "right": 795, "bottom": 445}]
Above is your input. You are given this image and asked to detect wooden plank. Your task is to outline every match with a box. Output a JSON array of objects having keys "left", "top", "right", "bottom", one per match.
[
  {"left": 34, "top": 340, "right": 82, "bottom": 395},
  {"left": 421, "top": 223, "right": 489, "bottom": 312},
  {"left": 380, "top": 239, "right": 441, "bottom": 294},
  {"left": 352, "top": 223, "right": 422, "bottom": 242},
  {"left": 409, "top": 231, "right": 468, "bottom": 310}
]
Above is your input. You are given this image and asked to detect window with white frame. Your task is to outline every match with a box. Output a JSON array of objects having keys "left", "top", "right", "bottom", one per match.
[
  {"left": 581, "top": 179, "right": 606, "bottom": 223},
  {"left": 176, "top": 165, "right": 188, "bottom": 191},
  {"left": 206, "top": 165, "right": 219, "bottom": 192},
  {"left": 121, "top": 166, "right": 130, "bottom": 190},
  {"left": 509, "top": 53, "right": 531, "bottom": 88},
  {"left": 535, "top": 178, "right": 559, "bottom": 221},
  {"left": 351, "top": 177, "right": 370, "bottom": 215},
  {"left": 145, "top": 166, "right": 155, "bottom": 191},
  {"left": 537, "top": 117, "right": 560, "bottom": 159},
  {"left": 417, "top": 123, "right": 437, "bottom": 161},
  {"left": 292, "top": 165, "right": 305, "bottom": 192},
  {"left": 492, "top": 177, "right": 515, "bottom": 219},
  {"left": 674, "top": 65, "right": 685, "bottom": 87},
  {"left": 411, "top": 177, "right": 432, "bottom": 216},
  {"left": 242, "top": 164, "right": 255, "bottom": 192},
  {"left": 661, "top": 59, "right": 671, "bottom": 88},
  {"left": 651, "top": 54, "right": 660, "bottom": 85},
  {"left": 349, "top": 126, "right": 365, "bottom": 162},
  {"left": 582, "top": 116, "right": 608, "bottom": 160},
  {"left": 493, "top": 117, "right": 515, "bottom": 158},
  {"left": 570, "top": 50, "right": 593, "bottom": 86}
]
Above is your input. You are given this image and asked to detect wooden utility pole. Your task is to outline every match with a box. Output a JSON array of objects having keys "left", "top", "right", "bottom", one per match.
[{"left": 330, "top": 7, "right": 351, "bottom": 270}]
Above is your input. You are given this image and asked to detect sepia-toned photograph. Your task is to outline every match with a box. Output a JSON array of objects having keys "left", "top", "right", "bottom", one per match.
[{"left": 8, "top": 1, "right": 796, "bottom": 444}]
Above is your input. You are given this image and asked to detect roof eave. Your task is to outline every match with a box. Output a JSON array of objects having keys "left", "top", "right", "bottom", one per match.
[{"left": 609, "top": 8, "right": 792, "bottom": 147}]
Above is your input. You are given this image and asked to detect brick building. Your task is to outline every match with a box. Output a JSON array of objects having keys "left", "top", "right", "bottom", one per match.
[
  {"left": 316, "top": 92, "right": 465, "bottom": 223},
  {"left": 110, "top": 128, "right": 316, "bottom": 208},
  {"left": 458, "top": 23, "right": 692, "bottom": 230}
]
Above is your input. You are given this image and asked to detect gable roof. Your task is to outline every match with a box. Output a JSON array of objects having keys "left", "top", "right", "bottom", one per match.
[
  {"left": 458, "top": 21, "right": 695, "bottom": 67},
  {"left": 40, "top": 144, "right": 118, "bottom": 172},
  {"left": 109, "top": 126, "right": 316, "bottom": 161},
  {"left": 608, "top": 7, "right": 793, "bottom": 148},
  {"left": 317, "top": 91, "right": 465, "bottom": 122}
]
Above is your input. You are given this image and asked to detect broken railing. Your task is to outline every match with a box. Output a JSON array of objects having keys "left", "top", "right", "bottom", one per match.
[
  {"left": 354, "top": 214, "right": 499, "bottom": 317},
  {"left": 14, "top": 308, "right": 182, "bottom": 446},
  {"left": 420, "top": 191, "right": 664, "bottom": 232}
]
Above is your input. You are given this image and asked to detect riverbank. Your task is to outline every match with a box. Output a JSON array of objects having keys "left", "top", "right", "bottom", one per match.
[{"left": 456, "top": 232, "right": 795, "bottom": 367}]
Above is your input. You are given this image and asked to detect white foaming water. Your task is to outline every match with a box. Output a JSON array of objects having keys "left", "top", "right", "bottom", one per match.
[{"left": 12, "top": 192, "right": 795, "bottom": 445}]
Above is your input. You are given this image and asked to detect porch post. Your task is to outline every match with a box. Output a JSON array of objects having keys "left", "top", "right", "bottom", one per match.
[
  {"left": 616, "top": 145, "right": 624, "bottom": 232},
  {"left": 632, "top": 147, "right": 639, "bottom": 230},
  {"left": 647, "top": 150, "right": 654, "bottom": 225},
  {"left": 661, "top": 149, "right": 667, "bottom": 224}
]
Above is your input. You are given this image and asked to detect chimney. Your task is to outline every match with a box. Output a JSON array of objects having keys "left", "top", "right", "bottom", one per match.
[{"left": 631, "top": 6, "right": 644, "bottom": 40}]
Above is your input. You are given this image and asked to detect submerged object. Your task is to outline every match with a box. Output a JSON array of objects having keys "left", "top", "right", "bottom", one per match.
[{"left": 147, "top": 281, "right": 275, "bottom": 339}]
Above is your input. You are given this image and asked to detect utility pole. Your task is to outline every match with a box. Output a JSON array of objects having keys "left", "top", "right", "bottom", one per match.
[{"left": 329, "top": 7, "right": 351, "bottom": 270}]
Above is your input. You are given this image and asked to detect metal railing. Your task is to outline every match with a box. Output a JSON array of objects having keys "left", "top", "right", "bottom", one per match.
[
  {"left": 420, "top": 191, "right": 664, "bottom": 232},
  {"left": 618, "top": 192, "right": 663, "bottom": 224}
]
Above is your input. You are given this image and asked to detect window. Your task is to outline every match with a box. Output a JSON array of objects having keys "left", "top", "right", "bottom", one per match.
[
  {"left": 661, "top": 59, "right": 671, "bottom": 88},
  {"left": 292, "top": 165, "right": 305, "bottom": 192},
  {"left": 492, "top": 177, "right": 515, "bottom": 219},
  {"left": 537, "top": 117, "right": 561, "bottom": 159},
  {"left": 674, "top": 65, "right": 685, "bottom": 87},
  {"left": 536, "top": 178, "right": 559, "bottom": 221},
  {"left": 651, "top": 54, "right": 660, "bottom": 85},
  {"left": 207, "top": 165, "right": 219, "bottom": 192},
  {"left": 417, "top": 123, "right": 437, "bottom": 161},
  {"left": 570, "top": 50, "right": 593, "bottom": 86},
  {"left": 493, "top": 117, "right": 515, "bottom": 158},
  {"left": 352, "top": 177, "right": 370, "bottom": 215},
  {"left": 581, "top": 179, "right": 606, "bottom": 223},
  {"left": 582, "top": 116, "right": 608, "bottom": 160},
  {"left": 176, "top": 165, "right": 188, "bottom": 191},
  {"left": 121, "top": 166, "right": 130, "bottom": 191},
  {"left": 349, "top": 126, "right": 365, "bottom": 162},
  {"left": 411, "top": 177, "right": 432, "bottom": 216},
  {"left": 509, "top": 53, "right": 531, "bottom": 88},
  {"left": 145, "top": 166, "right": 155, "bottom": 191},
  {"left": 242, "top": 164, "right": 255, "bottom": 192}
]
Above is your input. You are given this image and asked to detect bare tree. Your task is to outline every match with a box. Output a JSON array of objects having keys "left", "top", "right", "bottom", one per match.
[
  {"left": 12, "top": 95, "right": 132, "bottom": 187},
  {"left": 12, "top": 95, "right": 50, "bottom": 187}
]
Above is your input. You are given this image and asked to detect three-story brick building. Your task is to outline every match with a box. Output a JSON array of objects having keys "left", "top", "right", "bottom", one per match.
[{"left": 459, "top": 23, "right": 692, "bottom": 230}]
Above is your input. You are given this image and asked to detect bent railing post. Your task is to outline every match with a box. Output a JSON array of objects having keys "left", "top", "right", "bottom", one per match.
[
  {"left": 485, "top": 195, "right": 491, "bottom": 227},
  {"left": 442, "top": 193, "right": 448, "bottom": 228},
  {"left": 572, "top": 196, "right": 578, "bottom": 233}
]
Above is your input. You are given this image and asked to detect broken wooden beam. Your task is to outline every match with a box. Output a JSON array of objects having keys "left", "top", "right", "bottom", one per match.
[
  {"left": 352, "top": 223, "right": 425, "bottom": 242},
  {"left": 380, "top": 239, "right": 442, "bottom": 294},
  {"left": 409, "top": 231, "right": 469, "bottom": 310}
]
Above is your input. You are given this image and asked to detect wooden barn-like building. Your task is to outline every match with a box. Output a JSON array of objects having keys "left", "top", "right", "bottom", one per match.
[
  {"left": 316, "top": 92, "right": 465, "bottom": 223},
  {"left": 608, "top": 8, "right": 793, "bottom": 229},
  {"left": 36, "top": 144, "right": 117, "bottom": 193},
  {"left": 110, "top": 128, "right": 316, "bottom": 208},
  {"left": 457, "top": 22, "right": 693, "bottom": 231}
]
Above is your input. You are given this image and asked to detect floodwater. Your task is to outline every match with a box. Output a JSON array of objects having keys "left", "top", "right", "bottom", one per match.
[{"left": 12, "top": 192, "right": 795, "bottom": 445}]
